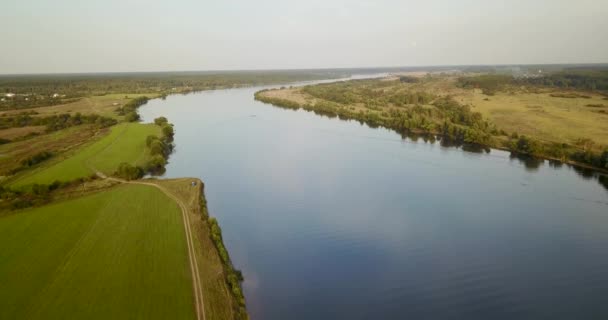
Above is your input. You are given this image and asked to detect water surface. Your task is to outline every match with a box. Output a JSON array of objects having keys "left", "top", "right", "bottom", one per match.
[{"left": 140, "top": 79, "right": 608, "bottom": 320}]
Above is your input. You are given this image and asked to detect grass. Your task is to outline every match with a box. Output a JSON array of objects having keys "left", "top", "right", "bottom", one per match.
[
  {"left": 0, "top": 183, "right": 194, "bottom": 320},
  {"left": 0, "top": 125, "right": 100, "bottom": 177},
  {"left": 260, "top": 76, "right": 608, "bottom": 146},
  {"left": 466, "top": 90, "right": 608, "bottom": 145},
  {"left": 0, "top": 125, "right": 46, "bottom": 140},
  {"left": 10, "top": 122, "right": 160, "bottom": 186},
  {"left": 0, "top": 93, "right": 158, "bottom": 120},
  {"left": 151, "top": 178, "right": 239, "bottom": 320}
]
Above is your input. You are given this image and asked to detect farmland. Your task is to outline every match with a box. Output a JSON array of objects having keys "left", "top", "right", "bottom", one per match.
[{"left": 0, "top": 183, "right": 194, "bottom": 319}]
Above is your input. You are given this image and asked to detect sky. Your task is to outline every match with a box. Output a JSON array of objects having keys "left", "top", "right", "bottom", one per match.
[{"left": 1, "top": 0, "right": 607, "bottom": 74}]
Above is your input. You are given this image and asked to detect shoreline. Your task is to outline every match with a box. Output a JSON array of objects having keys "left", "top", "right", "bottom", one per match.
[{"left": 254, "top": 89, "right": 608, "bottom": 176}]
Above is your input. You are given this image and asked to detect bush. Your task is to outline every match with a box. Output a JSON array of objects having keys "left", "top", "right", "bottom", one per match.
[
  {"left": 161, "top": 124, "right": 174, "bottom": 138},
  {"left": 144, "top": 155, "right": 167, "bottom": 174},
  {"left": 19, "top": 151, "right": 53, "bottom": 168},
  {"left": 114, "top": 163, "right": 143, "bottom": 180},
  {"left": 154, "top": 117, "right": 168, "bottom": 126},
  {"left": 125, "top": 111, "right": 140, "bottom": 122}
]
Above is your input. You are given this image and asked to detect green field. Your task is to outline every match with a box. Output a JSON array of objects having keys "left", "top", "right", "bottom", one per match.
[
  {"left": 11, "top": 122, "right": 160, "bottom": 186},
  {"left": 0, "top": 184, "right": 194, "bottom": 319}
]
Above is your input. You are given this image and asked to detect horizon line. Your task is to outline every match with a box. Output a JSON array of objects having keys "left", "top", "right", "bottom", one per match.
[{"left": 1, "top": 62, "right": 607, "bottom": 77}]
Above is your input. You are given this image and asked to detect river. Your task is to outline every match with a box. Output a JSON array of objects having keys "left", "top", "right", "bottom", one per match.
[{"left": 140, "top": 76, "right": 608, "bottom": 320}]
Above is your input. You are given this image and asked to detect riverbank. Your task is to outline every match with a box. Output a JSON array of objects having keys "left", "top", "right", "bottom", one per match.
[
  {"left": 145, "top": 178, "right": 248, "bottom": 320},
  {"left": 138, "top": 77, "right": 608, "bottom": 320},
  {"left": 0, "top": 87, "right": 249, "bottom": 318},
  {"left": 254, "top": 78, "right": 608, "bottom": 175}
]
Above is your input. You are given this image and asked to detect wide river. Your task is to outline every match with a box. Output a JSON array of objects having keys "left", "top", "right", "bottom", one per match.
[{"left": 140, "top": 77, "right": 608, "bottom": 320}]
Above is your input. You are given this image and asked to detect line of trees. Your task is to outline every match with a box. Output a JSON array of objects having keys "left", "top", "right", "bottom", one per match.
[
  {"left": 113, "top": 117, "right": 175, "bottom": 180},
  {"left": 0, "top": 71, "right": 345, "bottom": 110},
  {"left": 457, "top": 70, "right": 608, "bottom": 95},
  {"left": 256, "top": 86, "right": 608, "bottom": 172},
  {"left": 201, "top": 200, "right": 247, "bottom": 320},
  {"left": 115, "top": 96, "right": 149, "bottom": 122},
  {"left": 0, "top": 112, "right": 117, "bottom": 132},
  {"left": 0, "top": 174, "right": 100, "bottom": 211}
]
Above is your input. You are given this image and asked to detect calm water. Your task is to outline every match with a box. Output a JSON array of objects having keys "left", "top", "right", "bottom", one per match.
[{"left": 140, "top": 79, "right": 608, "bottom": 320}]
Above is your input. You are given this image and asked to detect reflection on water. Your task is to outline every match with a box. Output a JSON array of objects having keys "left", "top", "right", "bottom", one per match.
[{"left": 140, "top": 81, "right": 608, "bottom": 320}]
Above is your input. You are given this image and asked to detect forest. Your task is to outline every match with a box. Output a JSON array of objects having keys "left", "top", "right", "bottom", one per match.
[{"left": 0, "top": 70, "right": 346, "bottom": 110}]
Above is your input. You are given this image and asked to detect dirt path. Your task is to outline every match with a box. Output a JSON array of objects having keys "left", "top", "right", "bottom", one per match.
[{"left": 105, "top": 176, "right": 206, "bottom": 320}]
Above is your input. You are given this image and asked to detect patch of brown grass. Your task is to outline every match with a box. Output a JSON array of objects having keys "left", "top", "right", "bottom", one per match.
[
  {"left": 0, "top": 126, "right": 46, "bottom": 140},
  {"left": 0, "top": 93, "right": 158, "bottom": 119},
  {"left": 0, "top": 125, "right": 104, "bottom": 177}
]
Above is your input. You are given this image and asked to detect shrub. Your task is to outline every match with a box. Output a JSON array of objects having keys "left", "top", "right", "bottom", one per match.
[
  {"left": 114, "top": 163, "right": 143, "bottom": 180},
  {"left": 125, "top": 111, "right": 140, "bottom": 122},
  {"left": 154, "top": 116, "right": 168, "bottom": 126}
]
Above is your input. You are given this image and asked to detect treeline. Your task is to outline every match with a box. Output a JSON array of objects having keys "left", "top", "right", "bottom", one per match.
[
  {"left": 509, "top": 134, "right": 608, "bottom": 170},
  {"left": 9, "top": 151, "right": 54, "bottom": 175},
  {"left": 457, "top": 74, "right": 513, "bottom": 95},
  {"left": 0, "top": 71, "right": 345, "bottom": 109},
  {"left": 197, "top": 191, "right": 247, "bottom": 319},
  {"left": 302, "top": 80, "right": 435, "bottom": 107},
  {"left": 0, "top": 112, "right": 117, "bottom": 132},
  {"left": 0, "top": 95, "right": 78, "bottom": 111},
  {"left": 113, "top": 117, "right": 175, "bottom": 180},
  {"left": 256, "top": 87, "right": 608, "bottom": 171},
  {"left": 115, "top": 96, "right": 149, "bottom": 122},
  {"left": 458, "top": 69, "right": 608, "bottom": 95},
  {"left": 524, "top": 70, "right": 608, "bottom": 92},
  {"left": 256, "top": 89, "right": 494, "bottom": 146},
  {"left": 0, "top": 174, "right": 100, "bottom": 211},
  {"left": 207, "top": 216, "right": 248, "bottom": 319}
]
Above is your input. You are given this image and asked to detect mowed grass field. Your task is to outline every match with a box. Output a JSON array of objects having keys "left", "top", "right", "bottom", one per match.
[
  {"left": 0, "top": 184, "right": 194, "bottom": 320},
  {"left": 11, "top": 122, "right": 160, "bottom": 186}
]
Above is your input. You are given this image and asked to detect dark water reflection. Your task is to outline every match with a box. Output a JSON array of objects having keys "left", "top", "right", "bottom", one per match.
[{"left": 140, "top": 81, "right": 608, "bottom": 320}]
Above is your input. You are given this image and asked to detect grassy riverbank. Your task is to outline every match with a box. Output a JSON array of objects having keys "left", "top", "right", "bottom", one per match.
[
  {"left": 0, "top": 72, "right": 263, "bottom": 319},
  {"left": 8, "top": 123, "right": 160, "bottom": 186},
  {"left": 255, "top": 73, "right": 608, "bottom": 172}
]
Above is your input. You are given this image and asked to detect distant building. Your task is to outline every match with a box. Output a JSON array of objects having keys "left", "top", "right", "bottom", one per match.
[
  {"left": 52, "top": 93, "right": 60, "bottom": 98},
  {"left": 5, "top": 93, "right": 15, "bottom": 98}
]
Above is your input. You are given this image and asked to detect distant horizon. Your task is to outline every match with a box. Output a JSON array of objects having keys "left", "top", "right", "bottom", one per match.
[{"left": 1, "top": 62, "right": 607, "bottom": 77}]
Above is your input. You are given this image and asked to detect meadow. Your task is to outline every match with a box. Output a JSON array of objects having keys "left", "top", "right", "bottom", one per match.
[
  {"left": 0, "top": 183, "right": 194, "bottom": 319},
  {"left": 10, "top": 122, "right": 160, "bottom": 186}
]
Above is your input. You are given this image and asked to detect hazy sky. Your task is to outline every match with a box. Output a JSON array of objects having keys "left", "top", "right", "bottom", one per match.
[{"left": 1, "top": 0, "right": 607, "bottom": 74}]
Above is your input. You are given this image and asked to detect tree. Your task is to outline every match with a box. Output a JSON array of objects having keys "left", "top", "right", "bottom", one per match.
[
  {"left": 154, "top": 116, "right": 168, "bottom": 126},
  {"left": 161, "top": 124, "right": 174, "bottom": 138},
  {"left": 149, "top": 140, "right": 166, "bottom": 156},
  {"left": 114, "top": 163, "right": 143, "bottom": 180},
  {"left": 125, "top": 111, "right": 139, "bottom": 122},
  {"left": 145, "top": 155, "right": 167, "bottom": 174}
]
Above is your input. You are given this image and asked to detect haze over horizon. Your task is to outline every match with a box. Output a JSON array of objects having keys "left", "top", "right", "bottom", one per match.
[{"left": 1, "top": 0, "right": 607, "bottom": 74}]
